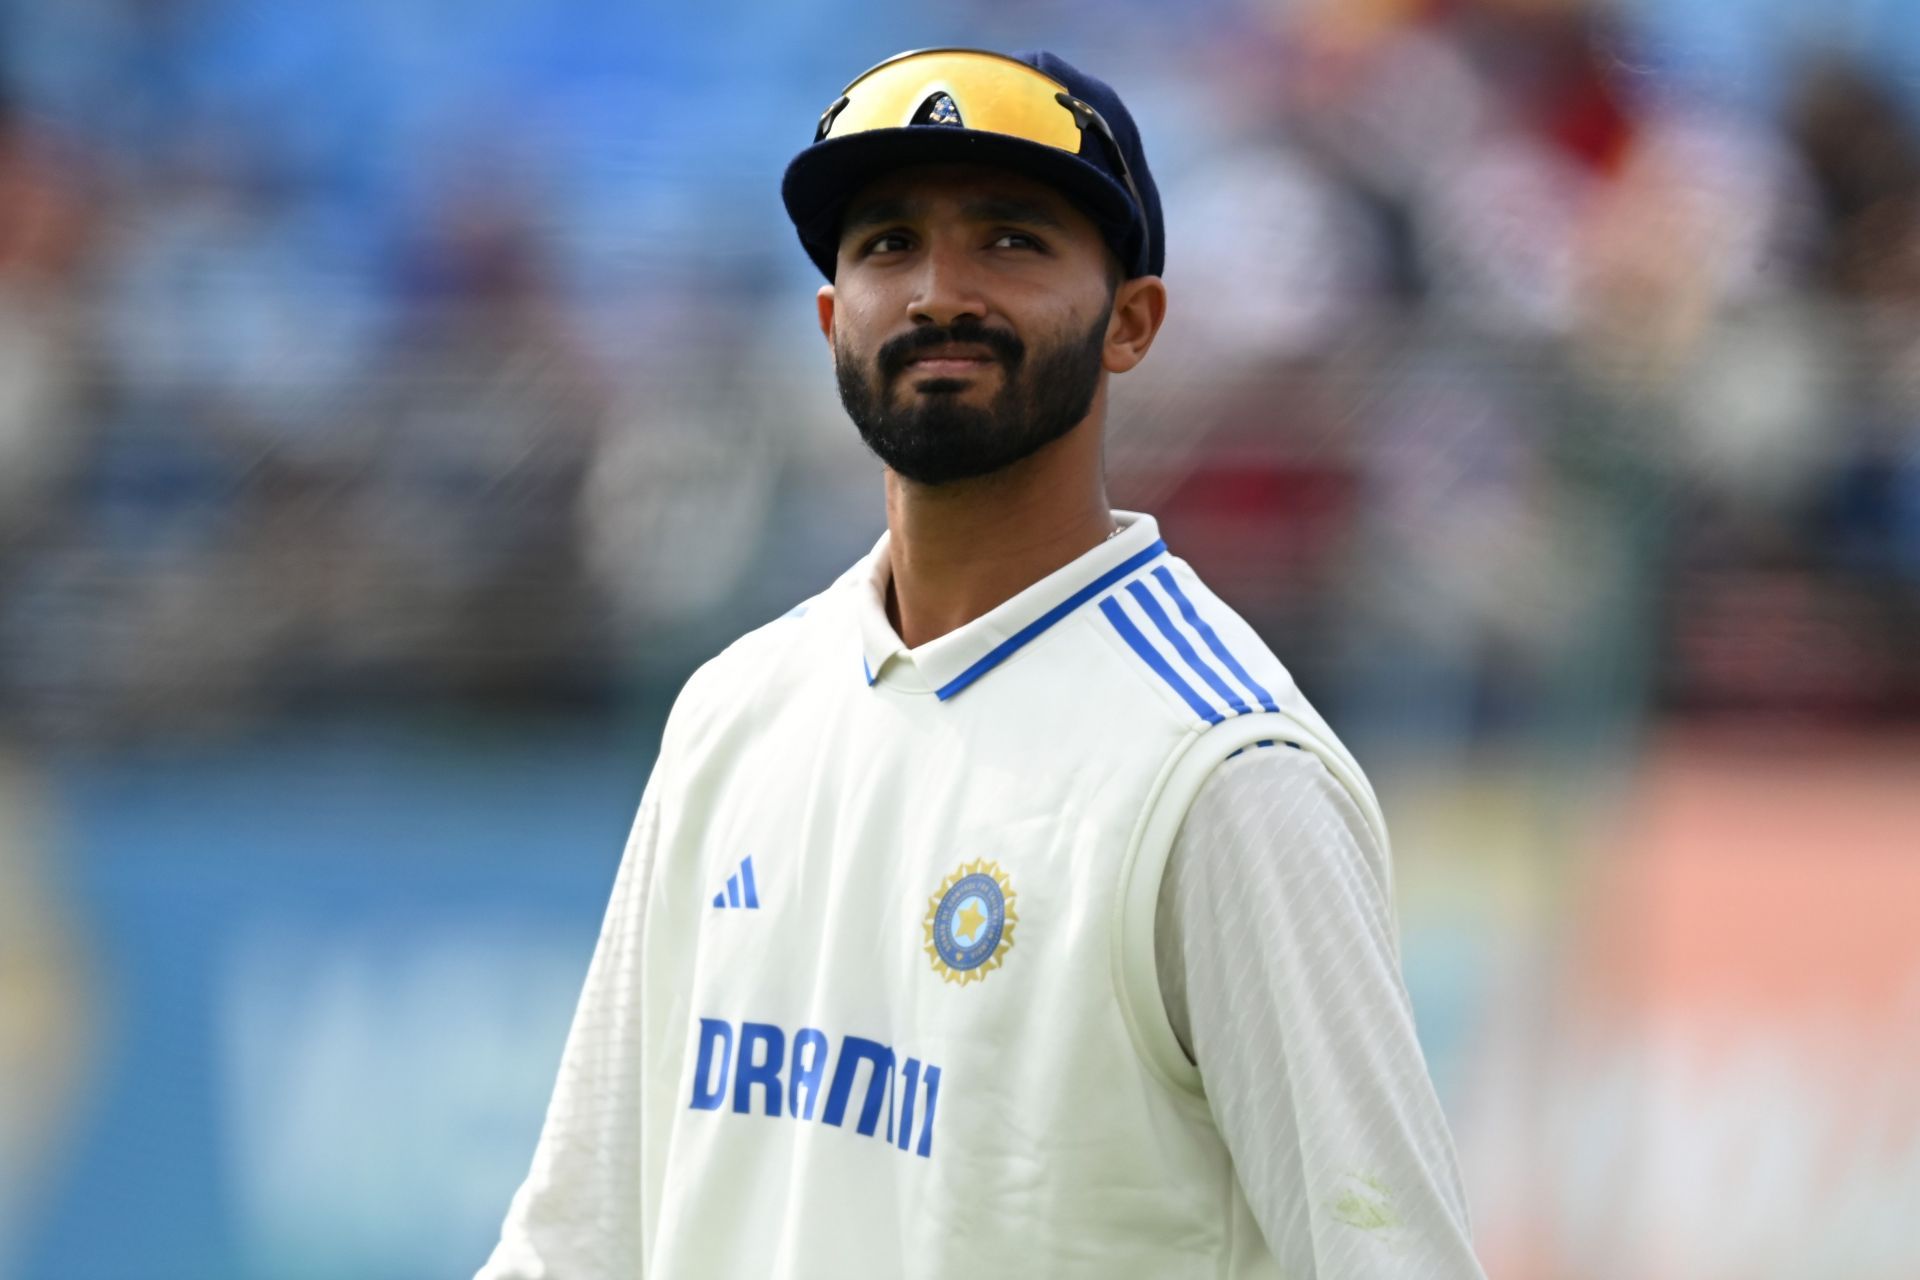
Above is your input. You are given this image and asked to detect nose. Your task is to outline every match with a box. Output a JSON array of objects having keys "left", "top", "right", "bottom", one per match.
[{"left": 907, "top": 238, "right": 988, "bottom": 329}]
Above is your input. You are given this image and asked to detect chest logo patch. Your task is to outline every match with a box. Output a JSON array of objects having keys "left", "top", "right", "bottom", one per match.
[{"left": 924, "top": 860, "right": 1017, "bottom": 985}]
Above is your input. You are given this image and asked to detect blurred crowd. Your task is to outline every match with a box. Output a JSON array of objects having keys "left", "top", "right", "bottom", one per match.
[{"left": 0, "top": 0, "right": 1916, "bottom": 749}]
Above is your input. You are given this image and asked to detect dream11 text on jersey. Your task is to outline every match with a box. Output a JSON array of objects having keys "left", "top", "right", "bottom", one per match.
[{"left": 689, "top": 1016, "right": 943, "bottom": 1158}]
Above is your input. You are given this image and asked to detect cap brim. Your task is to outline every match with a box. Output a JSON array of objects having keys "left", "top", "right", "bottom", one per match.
[{"left": 781, "top": 127, "right": 1141, "bottom": 280}]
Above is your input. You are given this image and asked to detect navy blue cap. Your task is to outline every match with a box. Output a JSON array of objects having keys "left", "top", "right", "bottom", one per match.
[{"left": 781, "top": 49, "right": 1164, "bottom": 282}]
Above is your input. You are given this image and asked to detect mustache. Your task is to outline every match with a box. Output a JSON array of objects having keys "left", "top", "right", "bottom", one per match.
[{"left": 877, "top": 322, "right": 1025, "bottom": 379}]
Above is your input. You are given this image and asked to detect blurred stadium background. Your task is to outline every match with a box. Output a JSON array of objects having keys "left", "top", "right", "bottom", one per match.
[{"left": 0, "top": 0, "right": 1917, "bottom": 1276}]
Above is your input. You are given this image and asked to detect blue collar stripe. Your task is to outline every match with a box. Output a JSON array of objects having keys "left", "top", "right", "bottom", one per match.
[
  {"left": 933, "top": 539, "right": 1168, "bottom": 701},
  {"left": 1125, "top": 580, "right": 1250, "bottom": 715},
  {"left": 1150, "top": 566, "right": 1278, "bottom": 713},
  {"left": 1098, "top": 596, "right": 1224, "bottom": 725},
  {"left": 863, "top": 655, "right": 876, "bottom": 686}
]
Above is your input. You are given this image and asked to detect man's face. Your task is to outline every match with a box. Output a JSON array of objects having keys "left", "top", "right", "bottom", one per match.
[{"left": 820, "top": 163, "right": 1121, "bottom": 487}]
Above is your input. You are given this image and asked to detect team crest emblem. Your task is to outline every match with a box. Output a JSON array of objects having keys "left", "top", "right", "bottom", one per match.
[{"left": 924, "top": 860, "right": 1017, "bottom": 985}]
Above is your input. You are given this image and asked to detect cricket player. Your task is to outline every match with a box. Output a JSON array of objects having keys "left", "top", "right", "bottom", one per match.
[{"left": 479, "top": 47, "right": 1485, "bottom": 1278}]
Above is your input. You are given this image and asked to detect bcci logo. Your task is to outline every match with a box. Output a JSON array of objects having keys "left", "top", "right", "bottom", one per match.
[{"left": 924, "top": 860, "right": 1017, "bottom": 985}]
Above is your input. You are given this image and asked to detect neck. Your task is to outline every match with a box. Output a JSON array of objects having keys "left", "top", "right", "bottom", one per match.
[{"left": 884, "top": 421, "right": 1112, "bottom": 650}]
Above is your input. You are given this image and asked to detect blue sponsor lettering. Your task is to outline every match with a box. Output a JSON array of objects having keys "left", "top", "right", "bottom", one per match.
[
  {"left": 734, "top": 1021, "right": 785, "bottom": 1117},
  {"left": 690, "top": 1017, "right": 733, "bottom": 1111},
  {"left": 894, "top": 1058, "right": 943, "bottom": 1156},
  {"left": 915, "top": 1065, "right": 939, "bottom": 1158},
  {"left": 688, "top": 1016, "right": 942, "bottom": 1158},
  {"left": 896, "top": 1058, "right": 921, "bottom": 1152},
  {"left": 789, "top": 1028, "right": 828, "bottom": 1121},
  {"left": 823, "top": 1036, "right": 894, "bottom": 1139}
]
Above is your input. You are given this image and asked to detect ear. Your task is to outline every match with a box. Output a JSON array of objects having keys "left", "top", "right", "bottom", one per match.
[
  {"left": 816, "top": 284, "right": 837, "bottom": 351},
  {"left": 1102, "top": 275, "right": 1168, "bottom": 375}
]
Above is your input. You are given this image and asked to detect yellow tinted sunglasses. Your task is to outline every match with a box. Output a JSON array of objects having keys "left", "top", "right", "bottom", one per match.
[{"left": 814, "top": 48, "right": 1150, "bottom": 270}]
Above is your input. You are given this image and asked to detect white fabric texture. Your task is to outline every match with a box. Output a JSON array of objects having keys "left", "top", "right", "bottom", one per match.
[
  {"left": 479, "top": 784, "right": 657, "bottom": 1279},
  {"left": 1156, "top": 746, "right": 1484, "bottom": 1278}
]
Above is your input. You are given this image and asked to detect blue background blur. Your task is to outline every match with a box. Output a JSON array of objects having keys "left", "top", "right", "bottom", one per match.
[{"left": 2, "top": 1, "right": 1918, "bottom": 1277}]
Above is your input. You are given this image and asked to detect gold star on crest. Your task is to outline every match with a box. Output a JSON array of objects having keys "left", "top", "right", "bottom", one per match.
[{"left": 923, "top": 858, "right": 1018, "bottom": 986}]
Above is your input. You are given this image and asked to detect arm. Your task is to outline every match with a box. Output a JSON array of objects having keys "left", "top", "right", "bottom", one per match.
[
  {"left": 1155, "top": 747, "right": 1485, "bottom": 1278},
  {"left": 476, "top": 780, "right": 661, "bottom": 1279}
]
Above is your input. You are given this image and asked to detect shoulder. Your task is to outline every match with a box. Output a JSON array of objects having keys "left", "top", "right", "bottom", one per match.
[
  {"left": 1112, "top": 553, "right": 1391, "bottom": 858},
  {"left": 661, "top": 566, "right": 862, "bottom": 759},
  {"left": 686, "top": 579, "right": 844, "bottom": 694},
  {"left": 1083, "top": 552, "right": 1301, "bottom": 731},
  {"left": 1104, "top": 548, "right": 1393, "bottom": 914}
]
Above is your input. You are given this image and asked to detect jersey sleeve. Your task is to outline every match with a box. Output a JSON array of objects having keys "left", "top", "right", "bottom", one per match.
[
  {"left": 1154, "top": 746, "right": 1486, "bottom": 1278},
  {"left": 475, "top": 775, "right": 661, "bottom": 1279}
]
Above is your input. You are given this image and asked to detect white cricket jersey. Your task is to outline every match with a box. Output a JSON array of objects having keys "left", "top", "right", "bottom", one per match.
[{"left": 482, "top": 511, "right": 1396, "bottom": 1278}]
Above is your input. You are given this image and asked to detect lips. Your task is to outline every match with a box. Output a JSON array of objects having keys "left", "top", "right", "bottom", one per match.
[
  {"left": 877, "top": 326, "right": 1023, "bottom": 382},
  {"left": 904, "top": 345, "right": 997, "bottom": 374}
]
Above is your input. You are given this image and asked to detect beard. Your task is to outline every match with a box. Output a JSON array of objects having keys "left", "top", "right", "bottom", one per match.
[{"left": 834, "top": 307, "right": 1110, "bottom": 487}]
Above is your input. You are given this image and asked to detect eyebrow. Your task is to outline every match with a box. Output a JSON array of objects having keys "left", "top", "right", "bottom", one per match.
[
  {"left": 841, "top": 198, "right": 915, "bottom": 237},
  {"left": 962, "top": 196, "right": 1067, "bottom": 231},
  {"left": 840, "top": 194, "right": 1070, "bottom": 238}
]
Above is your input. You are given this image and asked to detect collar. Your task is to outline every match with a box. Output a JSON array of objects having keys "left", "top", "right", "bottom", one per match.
[{"left": 853, "top": 511, "right": 1167, "bottom": 700}]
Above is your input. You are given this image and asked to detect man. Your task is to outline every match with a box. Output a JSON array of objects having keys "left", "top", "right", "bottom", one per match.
[{"left": 479, "top": 48, "right": 1484, "bottom": 1278}]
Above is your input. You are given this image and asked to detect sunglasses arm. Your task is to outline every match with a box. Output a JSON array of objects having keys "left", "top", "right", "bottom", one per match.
[
  {"left": 1055, "top": 93, "right": 1151, "bottom": 276},
  {"left": 815, "top": 96, "right": 850, "bottom": 143}
]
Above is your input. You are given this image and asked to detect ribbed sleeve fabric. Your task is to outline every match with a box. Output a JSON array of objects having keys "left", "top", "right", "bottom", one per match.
[{"left": 1155, "top": 747, "right": 1485, "bottom": 1278}]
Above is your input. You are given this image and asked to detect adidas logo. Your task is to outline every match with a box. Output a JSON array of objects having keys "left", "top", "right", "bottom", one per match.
[{"left": 711, "top": 856, "right": 761, "bottom": 910}]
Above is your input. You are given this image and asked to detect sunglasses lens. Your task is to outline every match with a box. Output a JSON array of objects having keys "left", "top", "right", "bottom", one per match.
[{"left": 826, "top": 52, "right": 1085, "bottom": 153}]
